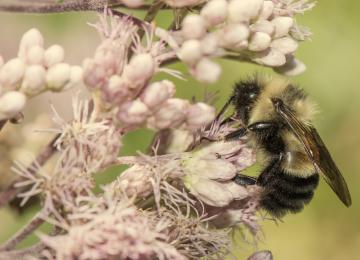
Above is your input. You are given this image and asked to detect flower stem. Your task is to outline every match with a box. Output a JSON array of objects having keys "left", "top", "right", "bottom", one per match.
[
  {"left": 0, "top": 242, "right": 46, "bottom": 259},
  {"left": 0, "top": 211, "right": 45, "bottom": 251},
  {"left": 0, "top": 0, "right": 144, "bottom": 13}
]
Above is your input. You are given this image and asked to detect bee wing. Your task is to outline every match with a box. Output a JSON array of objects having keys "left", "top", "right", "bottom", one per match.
[{"left": 273, "top": 99, "right": 352, "bottom": 207}]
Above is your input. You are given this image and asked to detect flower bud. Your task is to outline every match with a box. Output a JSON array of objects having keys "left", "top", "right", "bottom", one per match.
[
  {"left": 140, "top": 80, "right": 176, "bottom": 111},
  {"left": 147, "top": 98, "right": 189, "bottom": 129},
  {"left": 25, "top": 45, "right": 44, "bottom": 65},
  {"left": 252, "top": 48, "right": 286, "bottom": 67},
  {"left": 112, "top": 164, "right": 153, "bottom": 198},
  {"left": 178, "top": 40, "right": 203, "bottom": 65},
  {"left": 248, "top": 250, "right": 273, "bottom": 260},
  {"left": 250, "top": 20, "right": 275, "bottom": 35},
  {"left": 258, "top": 1, "right": 274, "bottom": 20},
  {"left": 123, "top": 53, "right": 155, "bottom": 89},
  {"left": 182, "top": 14, "right": 207, "bottom": 39},
  {"left": 248, "top": 32, "right": 272, "bottom": 51},
  {"left": 184, "top": 157, "right": 237, "bottom": 181},
  {"left": 185, "top": 177, "right": 235, "bottom": 207},
  {"left": 18, "top": 28, "right": 44, "bottom": 59},
  {"left": 44, "top": 45, "right": 65, "bottom": 67},
  {"left": 274, "top": 56, "right": 306, "bottom": 76},
  {"left": 270, "top": 36, "right": 298, "bottom": 54},
  {"left": 165, "top": 129, "right": 194, "bottom": 153},
  {"left": 0, "top": 91, "right": 26, "bottom": 120},
  {"left": 165, "top": 0, "right": 205, "bottom": 7},
  {"left": 271, "top": 16, "right": 294, "bottom": 38},
  {"left": 64, "top": 65, "right": 83, "bottom": 90},
  {"left": 103, "top": 75, "right": 130, "bottom": 104},
  {"left": 46, "top": 63, "right": 71, "bottom": 91},
  {"left": 228, "top": 0, "right": 264, "bottom": 23},
  {"left": 0, "top": 58, "right": 26, "bottom": 89},
  {"left": 21, "top": 65, "right": 46, "bottom": 96},
  {"left": 121, "top": 0, "right": 144, "bottom": 7},
  {"left": 201, "top": 33, "right": 219, "bottom": 55},
  {"left": 186, "top": 102, "right": 215, "bottom": 130},
  {"left": 117, "top": 99, "right": 150, "bottom": 125},
  {"left": 218, "top": 24, "right": 250, "bottom": 50},
  {"left": 82, "top": 58, "right": 108, "bottom": 89},
  {"left": 194, "top": 58, "right": 221, "bottom": 83},
  {"left": 200, "top": 0, "right": 228, "bottom": 27}
]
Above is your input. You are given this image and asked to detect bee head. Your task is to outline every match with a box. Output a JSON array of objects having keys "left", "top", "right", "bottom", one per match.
[{"left": 232, "top": 80, "right": 261, "bottom": 124}]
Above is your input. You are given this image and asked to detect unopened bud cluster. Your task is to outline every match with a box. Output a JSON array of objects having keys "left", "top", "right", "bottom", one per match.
[
  {"left": 83, "top": 12, "right": 216, "bottom": 131},
  {"left": 176, "top": 0, "right": 314, "bottom": 82},
  {"left": 0, "top": 28, "right": 82, "bottom": 120}
]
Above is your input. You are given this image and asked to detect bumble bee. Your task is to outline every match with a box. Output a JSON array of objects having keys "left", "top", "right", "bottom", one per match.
[{"left": 220, "top": 77, "right": 352, "bottom": 218}]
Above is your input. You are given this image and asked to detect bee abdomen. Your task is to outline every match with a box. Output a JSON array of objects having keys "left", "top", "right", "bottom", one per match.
[{"left": 258, "top": 170, "right": 319, "bottom": 218}]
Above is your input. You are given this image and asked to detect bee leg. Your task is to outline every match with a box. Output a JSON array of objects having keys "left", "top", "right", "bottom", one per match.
[
  {"left": 224, "top": 127, "right": 248, "bottom": 140},
  {"left": 216, "top": 95, "right": 235, "bottom": 120},
  {"left": 247, "top": 121, "right": 278, "bottom": 132},
  {"left": 233, "top": 174, "right": 257, "bottom": 186}
]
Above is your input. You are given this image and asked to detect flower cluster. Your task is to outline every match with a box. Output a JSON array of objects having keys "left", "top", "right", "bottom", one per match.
[
  {"left": 175, "top": 0, "right": 314, "bottom": 82},
  {"left": 0, "top": 29, "right": 82, "bottom": 120},
  {"left": 83, "top": 10, "right": 215, "bottom": 131},
  {"left": 0, "top": 2, "right": 317, "bottom": 259}
]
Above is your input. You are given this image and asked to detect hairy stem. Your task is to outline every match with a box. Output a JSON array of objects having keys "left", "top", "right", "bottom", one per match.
[
  {"left": 0, "top": 134, "right": 59, "bottom": 208},
  {"left": 0, "top": 0, "right": 145, "bottom": 13},
  {"left": 0, "top": 211, "right": 45, "bottom": 251},
  {"left": 0, "top": 242, "right": 46, "bottom": 259}
]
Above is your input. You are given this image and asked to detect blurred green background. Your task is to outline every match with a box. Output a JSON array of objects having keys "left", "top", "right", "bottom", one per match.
[{"left": 0, "top": 1, "right": 359, "bottom": 259}]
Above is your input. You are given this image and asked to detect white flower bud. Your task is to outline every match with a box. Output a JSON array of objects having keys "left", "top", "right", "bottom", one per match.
[
  {"left": 182, "top": 14, "right": 207, "bottom": 39},
  {"left": 64, "top": 65, "right": 83, "bottom": 90},
  {"left": 69, "top": 66, "right": 83, "bottom": 84},
  {"left": 44, "top": 45, "right": 65, "bottom": 67},
  {"left": 21, "top": 65, "right": 46, "bottom": 96},
  {"left": 178, "top": 40, "right": 203, "bottom": 65},
  {"left": 121, "top": 0, "right": 144, "bottom": 7},
  {"left": 274, "top": 57, "right": 306, "bottom": 76},
  {"left": 201, "top": 33, "right": 219, "bottom": 55},
  {"left": 271, "top": 16, "right": 294, "bottom": 38},
  {"left": 252, "top": 48, "right": 286, "bottom": 66},
  {"left": 25, "top": 45, "right": 44, "bottom": 65},
  {"left": 186, "top": 102, "right": 215, "bottom": 129},
  {"left": 46, "top": 63, "right": 71, "bottom": 91},
  {"left": 194, "top": 58, "right": 221, "bottom": 83},
  {"left": 248, "top": 32, "right": 272, "bottom": 51},
  {"left": 123, "top": 53, "right": 155, "bottom": 89},
  {"left": 250, "top": 20, "right": 275, "bottom": 35},
  {"left": 147, "top": 98, "right": 189, "bottom": 129},
  {"left": 0, "top": 91, "right": 26, "bottom": 120},
  {"left": 117, "top": 99, "right": 150, "bottom": 125},
  {"left": 271, "top": 36, "right": 298, "bottom": 54},
  {"left": 112, "top": 164, "right": 153, "bottom": 198},
  {"left": 228, "top": 0, "right": 264, "bottom": 23},
  {"left": 184, "top": 157, "right": 237, "bottom": 181},
  {"left": 0, "top": 58, "right": 26, "bottom": 89},
  {"left": 165, "top": 0, "right": 205, "bottom": 7},
  {"left": 218, "top": 24, "right": 250, "bottom": 50},
  {"left": 18, "top": 28, "right": 44, "bottom": 59},
  {"left": 165, "top": 129, "right": 194, "bottom": 153},
  {"left": 200, "top": 0, "right": 228, "bottom": 27},
  {"left": 184, "top": 177, "right": 234, "bottom": 207},
  {"left": 140, "top": 80, "right": 176, "bottom": 111},
  {"left": 258, "top": 1, "right": 274, "bottom": 20}
]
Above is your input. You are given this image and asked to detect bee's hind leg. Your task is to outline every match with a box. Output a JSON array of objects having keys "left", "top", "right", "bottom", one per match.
[{"left": 233, "top": 174, "right": 257, "bottom": 186}]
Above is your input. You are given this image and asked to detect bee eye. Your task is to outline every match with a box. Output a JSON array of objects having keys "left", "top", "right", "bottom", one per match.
[{"left": 249, "top": 93, "right": 256, "bottom": 99}]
